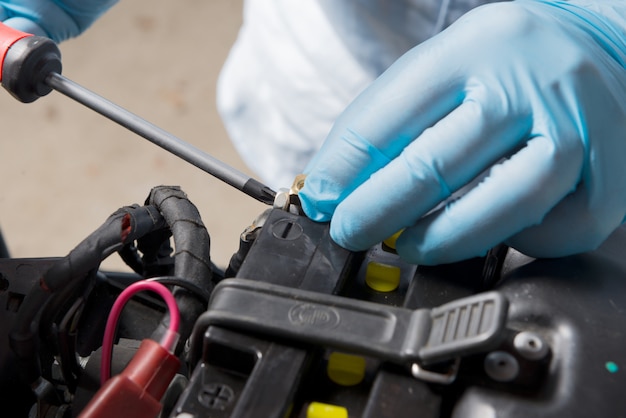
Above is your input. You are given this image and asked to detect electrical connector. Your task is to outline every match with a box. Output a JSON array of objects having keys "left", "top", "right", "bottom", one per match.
[{"left": 79, "top": 339, "right": 180, "bottom": 418}]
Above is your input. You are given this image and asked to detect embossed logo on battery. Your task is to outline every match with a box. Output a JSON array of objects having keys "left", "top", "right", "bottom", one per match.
[{"left": 288, "top": 303, "right": 340, "bottom": 329}]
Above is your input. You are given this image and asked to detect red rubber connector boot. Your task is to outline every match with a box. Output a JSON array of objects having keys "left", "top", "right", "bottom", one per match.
[{"left": 79, "top": 339, "right": 180, "bottom": 418}]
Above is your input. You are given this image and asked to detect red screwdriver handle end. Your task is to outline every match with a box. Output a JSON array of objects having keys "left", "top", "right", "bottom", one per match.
[
  {"left": 0, "top": 22, "right": 32, "bottom": 82},
  {"left": 0, "top": 22, "right": 61, "bottom": 103}
]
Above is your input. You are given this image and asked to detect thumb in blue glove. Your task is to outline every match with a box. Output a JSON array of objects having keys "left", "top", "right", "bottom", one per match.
[
  {"left": 299, "top": 0, "right": 626, "bottom": 265},
  {"left": 0, "top": 0, "right": 117, "bottom": 43}
]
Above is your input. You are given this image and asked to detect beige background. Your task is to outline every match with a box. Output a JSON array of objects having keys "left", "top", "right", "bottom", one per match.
[{"left": 0, "top": 0, "right": 268, "bottom": 270}]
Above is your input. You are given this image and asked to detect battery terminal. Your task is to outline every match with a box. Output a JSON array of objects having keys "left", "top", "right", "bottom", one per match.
[{"left": 274, "top": 174, "right": 307, "bottom": 215}]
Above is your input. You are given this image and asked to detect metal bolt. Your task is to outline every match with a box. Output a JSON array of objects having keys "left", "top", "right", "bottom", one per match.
[
  {"left": 513, "top": 331, "right": 549, "bottom": 360},
  {"left": 484, "top": 351, "right": 519, "bottom": 382},
  {"left": 273, "top": 188, "right": 291, "bottom": 211}
]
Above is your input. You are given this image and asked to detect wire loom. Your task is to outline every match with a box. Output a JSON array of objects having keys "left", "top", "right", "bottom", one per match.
[{"left": 9, "top": 185, "right": 213, "bottom": 392}]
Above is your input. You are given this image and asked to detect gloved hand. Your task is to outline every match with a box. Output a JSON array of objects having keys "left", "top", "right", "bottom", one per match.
[
  {"left": 0, "top": 0, "right": 117, "bottom": 43},
  {"left": 299, "top": 0, "right": 626, "bottom": 265}
]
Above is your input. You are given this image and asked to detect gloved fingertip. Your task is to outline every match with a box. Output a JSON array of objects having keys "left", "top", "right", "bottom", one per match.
[
  {"left": 328, "top": 210, "right": 377, "bottom": 252},
  {"left": 298, "top": 175, "right": 342, "bottom": 222},
  {"left": 328, "top": 223, "right": 363, "bottom": 251},
  {"left": 299, "top": 191, "right": 332, "bottom": 222}
]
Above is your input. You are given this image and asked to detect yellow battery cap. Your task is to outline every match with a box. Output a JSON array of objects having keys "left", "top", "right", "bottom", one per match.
[
  {"left": 327, "top": 352, "right": 366, "bottom": 386},
  {"left": 307, "top": 402, "right": 348, "bottom": 418},
  {"left": 365, "top": 262, "right": 401, "bottom": 292}
]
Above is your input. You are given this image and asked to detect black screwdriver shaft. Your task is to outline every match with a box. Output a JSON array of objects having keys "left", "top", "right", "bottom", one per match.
[{"left": 45, "top": 72, "right": 276, "bottom": 205}]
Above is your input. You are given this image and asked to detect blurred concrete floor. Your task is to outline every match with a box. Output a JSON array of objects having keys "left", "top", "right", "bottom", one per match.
[{"left": 0, "top": 0, "right": 270, "bottom": 270}]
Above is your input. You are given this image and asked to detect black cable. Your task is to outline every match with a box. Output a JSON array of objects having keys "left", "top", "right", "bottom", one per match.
[
  {"left": 117, "top": 243, "right": 144, "bottom": 276},
  {"left": 147, "top": 277, "right": 211, "bottom": 306},
  {"left": 9, "top": 204, "right": 168, "bottom": 386},
  {"left": 146, "top": 186, "right": 213, "bottom": 353},
  {"left": 9, "top": 187, "right": 216, "bottom": 389},
  {"left": 136, "top": 228, "right": 175, "bottom": 278},
  {"left": 56, "top": 290, "right": 89, "bottom": 390}
]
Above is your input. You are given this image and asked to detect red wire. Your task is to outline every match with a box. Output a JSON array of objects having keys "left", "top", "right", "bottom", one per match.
[{"left": 100, "top": 281, "right": 180, "bottom": 385}]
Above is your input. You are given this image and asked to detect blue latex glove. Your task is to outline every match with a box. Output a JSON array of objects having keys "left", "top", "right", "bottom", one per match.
[
  {"left": 0, "top": 0, "right": 117, "bottom": 42},
  {"left": 299, "top": 0, "right": 626, "bottom": 265}
]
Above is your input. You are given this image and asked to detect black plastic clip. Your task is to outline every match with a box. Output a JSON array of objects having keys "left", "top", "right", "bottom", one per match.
[{"left": 201, "top": 278, "right": 508, "bottom": 379}]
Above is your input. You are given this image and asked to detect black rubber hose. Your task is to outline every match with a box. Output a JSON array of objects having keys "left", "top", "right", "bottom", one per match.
[{"left": 146, "top": 186, "right": 212, "bottom": 352}]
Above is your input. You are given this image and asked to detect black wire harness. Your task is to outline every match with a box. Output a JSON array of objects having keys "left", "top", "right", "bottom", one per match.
[{"left": 8, "top": 186, "right": 213, "bottom": 396}]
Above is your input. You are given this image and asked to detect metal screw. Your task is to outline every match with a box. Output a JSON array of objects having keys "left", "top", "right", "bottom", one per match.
[
  {"left": 513, "top": 331, "right": 549, "bottom": 360},
  {"left": 198, "top": 383, "right": 234, "bottom": 410},
  {"left": 272, "top": 219, "right": 303, "bottom": 240},
  {"left": 484, "top": 351, "right": 519, "bottom": 382}
]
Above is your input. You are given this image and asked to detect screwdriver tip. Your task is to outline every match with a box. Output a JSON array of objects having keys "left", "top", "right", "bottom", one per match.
[{"left": 242, "top": 178, "right": 276, "bottom": 205}]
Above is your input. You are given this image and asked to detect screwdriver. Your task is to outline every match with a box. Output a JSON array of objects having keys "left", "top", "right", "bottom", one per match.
[{"left": 0, "top": 23, "right": 276, "bottom": 206}]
